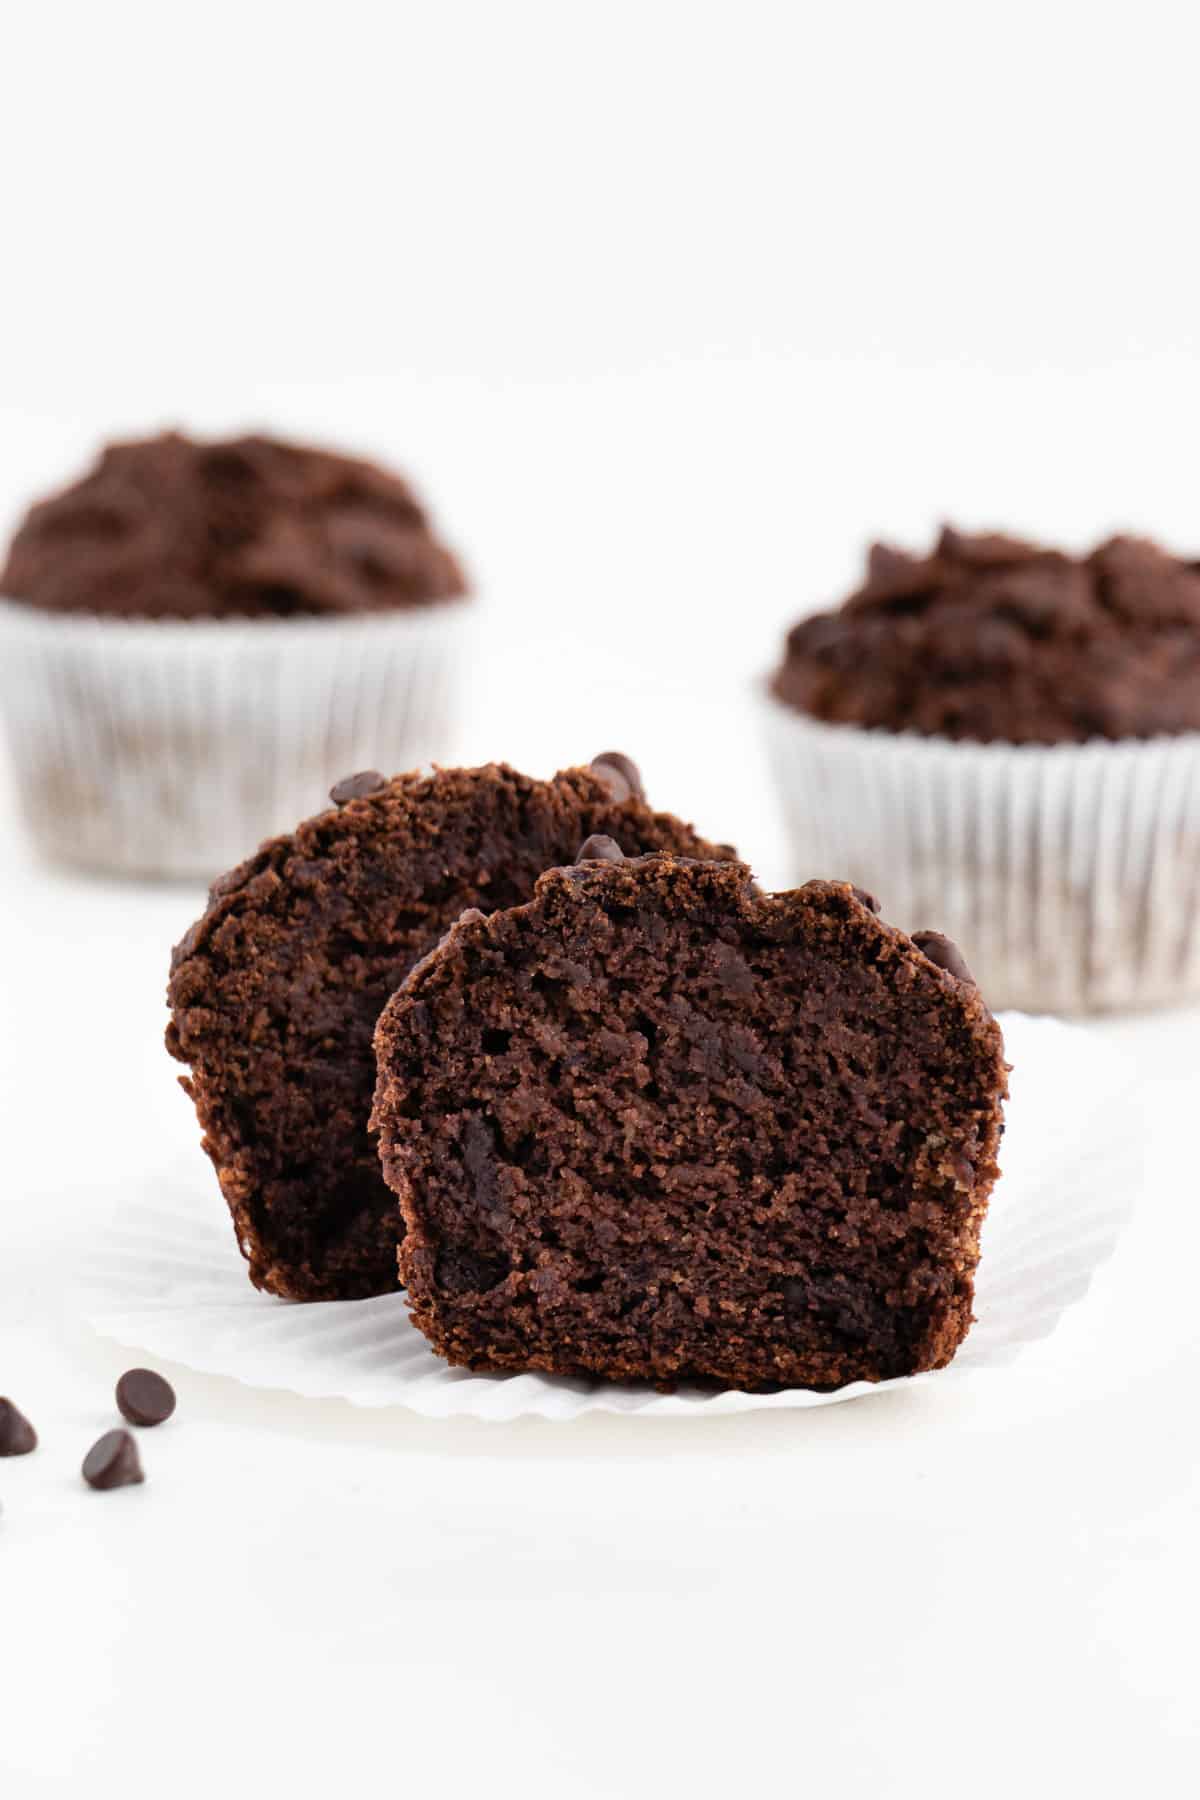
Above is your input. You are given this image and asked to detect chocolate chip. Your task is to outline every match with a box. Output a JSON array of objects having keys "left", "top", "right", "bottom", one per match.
[
  {"left": 0, "top": 1398, "right": 37, "bottom": 1457},
  {"left": 851, "top": 885, "right": 881, "bottom": 914},
  {"left": 912, "top": 930, "right": 976, "bottom": 985},
  {"left": 116, "top": 1369, "right": 176, "bottom": 1428},
  {"left": 936, "top": 526, "right": 1041, "bottom": 569},
  {"left": 589, "top": 752, "right": 645, "bottom": 804},
  {"left": 576, "top": 834, "right": 625, "bottom": 864},
  {"left": 711, "top": 941, "right": 754, "bottom": 994},
  {"left": 861, "top": 543, "right": 938, "bottom": 603},
  {"left": 434, "top": 1245, "right": 510, "bottom": 1297},
  {"left": 329, "top": 770, "right": 387, "bottom": 806},
  {"left": 82, "top": 1429, "right": 144, "bottom": 1491}
]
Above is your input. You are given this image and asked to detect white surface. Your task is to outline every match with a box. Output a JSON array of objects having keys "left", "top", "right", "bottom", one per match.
[
  {"left": 78, "top": 1014, "right": 1139, "bottom": 1418},
  {"left": 3, "top": 2, "right": 1200, "bottom": 1793}
]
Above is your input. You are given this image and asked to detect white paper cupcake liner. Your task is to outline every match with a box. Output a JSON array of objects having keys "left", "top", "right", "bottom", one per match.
[
  {"left": 763, "top": 689, "right": 1200, "bottom": 1013},
  {"left": 78, "top": 1014, "right": 1139, "bottom": 1420},
  {"left": 0, "top": 596, "right": 474, "bottom": 878}
]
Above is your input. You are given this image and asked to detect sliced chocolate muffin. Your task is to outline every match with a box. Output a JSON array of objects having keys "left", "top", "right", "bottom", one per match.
[
  {"left": 373, "top": 852, "right": 1007, "bottom": 1391},
  {"left": 166, "top": 759, "right": 733, "bottom": 1301}
]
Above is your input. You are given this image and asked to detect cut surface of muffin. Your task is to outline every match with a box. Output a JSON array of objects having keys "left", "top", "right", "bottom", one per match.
[
  {"left": 166, "top": 760, "right": 733, "bottom": 1300},
  {"left": 373, "top": 852, "right": 1007, "bottom": 1391}
]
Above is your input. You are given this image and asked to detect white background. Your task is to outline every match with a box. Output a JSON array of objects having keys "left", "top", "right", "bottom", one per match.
[{"left": 2, "top": 3, "right": 1199, "bottom": 1794}]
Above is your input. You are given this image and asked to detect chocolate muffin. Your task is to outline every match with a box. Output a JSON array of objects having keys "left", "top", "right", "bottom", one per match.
[
  {"left": 0, "top": 431, "right": 473, "bottom": 876},
  {"left": 773, "top": 527, "right": 1200, "bottom": 744},
  {"left": 1, "top": 431, "right": 467, "bottom": 618},
  {"left": 167, "top": 758, "right": 734, "bottom": 1301},
  {"left": 764, "top": 526, "right": 1200, "bottom": 1012},
  {"left": 372, "top": 849, "right": 1007, "bottom": 1391}
]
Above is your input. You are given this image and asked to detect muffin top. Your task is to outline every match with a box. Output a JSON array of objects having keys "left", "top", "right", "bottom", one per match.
[
  {"left": 1, "top": 431, "right": 468, "bottom": 619},
  {"left": 772, "top": 526, "right": 1200, "bottom": 744}
]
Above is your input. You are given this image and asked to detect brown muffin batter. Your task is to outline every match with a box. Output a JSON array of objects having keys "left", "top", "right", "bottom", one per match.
[
  {"left": 373, "top": 851, "right": 1007, "bottom": 1391},
  {"left": 773, "top": 526, "right": 1200, "bottom": 743},
  {"left": 2, "top": 431, "right": 467, "bottom": 617},
  {"left": 166, "top": 760, "right": 734, "bottom": 1300}
]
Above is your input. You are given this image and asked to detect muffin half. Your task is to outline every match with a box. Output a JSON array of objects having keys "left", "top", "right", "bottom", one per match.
[
  {"left": 373, "top": 848, "right": 1007, "bottom": 1390},
  {"left": 167, "top": 756, "right": 734, "bottom": 1300}
]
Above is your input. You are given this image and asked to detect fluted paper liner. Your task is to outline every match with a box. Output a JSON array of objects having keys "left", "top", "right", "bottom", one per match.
[
  {"left": 0, "top": 597, "right": 473, "bottom": 878},
  {"left": 79, "top": 1015, "right": 1139, "bottom": 1420},
  {"left": 763, "top": 690, "right": 1200, "bottom": 1013}
]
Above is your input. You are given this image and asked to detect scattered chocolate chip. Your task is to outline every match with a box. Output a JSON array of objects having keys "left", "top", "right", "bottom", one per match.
[
  {"left": 116, "top": 1369, "right": 176, "bottom": 1428},
  {"left": 82, "top": 1429, "right": 144, "bottom": 1491},
  {"left": 0, "top": 1398, "right": 37, "bottom": 1457},
  {"left": 912, "top": 930, "right": 976, "bottom": 986},
  {"left": 589, "top": 752, "right": 645, "bottom": 804},
  {"left": 329, "top": 770, "right": 386, "bottom": 806},
  {"left": 576, "top": 835, "right": 625, "bottom": 864},
  {"left": 851, "top": 885, "right": 881, "bottom": 914}
]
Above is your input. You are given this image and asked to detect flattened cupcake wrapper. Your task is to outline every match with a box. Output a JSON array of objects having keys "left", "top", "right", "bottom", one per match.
[
  {"left": 0, "top": 597, "right": 474, "bottom": 878},
  {"left": 77, "top": 1014, "right": 1139, "bottom": 1419},
  {"left": 763, "top": 688, "right": 1200, "bottom": 1013}
]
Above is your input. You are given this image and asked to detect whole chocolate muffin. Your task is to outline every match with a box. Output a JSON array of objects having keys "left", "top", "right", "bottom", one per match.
[
  {"left": 167, "top": 758, "right": 734, "bottom": 1301},
  {"left": 1, "top": 431, "right": 466, "bottom": 618},
  {"left": 764, "top": 525, "right": 1200, "bottom": 1012},
  {"left": 773, "top": 527, "right": 1200, "bottom": 744},
  {"left": 0, "top": 431, "right": 473, "bottom": 875},
  {"left": 373, "top": 849, "right": 1007, "bottom": 1391}
]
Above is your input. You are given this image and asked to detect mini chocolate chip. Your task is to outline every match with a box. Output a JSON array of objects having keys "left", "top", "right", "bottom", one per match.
[
  {"left": 0, "top": 1398, "right": 37, "bottom": 1456},
  {"left": 851, "top": 885, "right": 881, "bottom": 914},
  {"left": 576, "top": 834, "right": 625, "bottom": 864},
  {"left": 329, "top": 770, "right": 387, "bottom": 806},
  {"left": 116, "top": 1369, "right": 176, "bottom": 1428},
  {"left": 912, "top": 930, "right": 976, "bottom": 985},
  {"left": 82, "top": 1429, "right": 144, "bottom": 1491},
  {"left": 589, "top": 752, "right": 645, "bottom": 804}
]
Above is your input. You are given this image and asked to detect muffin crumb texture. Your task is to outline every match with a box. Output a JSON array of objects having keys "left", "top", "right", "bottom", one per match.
[
  {"left": 374, "top": 856, "right": 1007, "bottom": 1390},
  {"left": 1, "top": 431, "right": 467, "bottom": 618},
  {"left": 774, "top": 526, "right": 1200, "bottom": 742}
]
